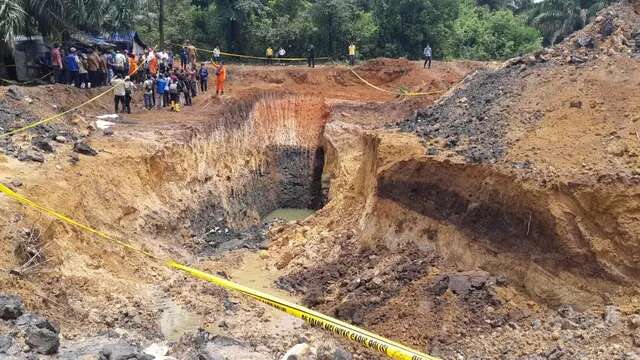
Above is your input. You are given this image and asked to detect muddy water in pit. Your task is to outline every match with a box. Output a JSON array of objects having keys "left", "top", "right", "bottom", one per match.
[
  {"left": 157, "top": 294, "right": 203, "bottom": 342},
  {"left": 264, "top": 208, "right": 315, "bottom": 222},
  {"left": 228, "top": 252, "right": 304, "bottom": 330}
]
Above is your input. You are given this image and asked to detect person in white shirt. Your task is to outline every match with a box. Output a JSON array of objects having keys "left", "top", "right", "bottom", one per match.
[
  {"left": 114, "top": 50, "right": 127, "bottom": 76},
  {"left": 111, "top": 75, "right": 126, "bottom": 113},
  {"left": 423, "top": 44, "right": 432, "bottom": 69},
  {"left": 212, "top": 45, "right": 221, "bottom": 63},
  {"left": 278, "top": 47, "right": 286, "bottom": 65}
]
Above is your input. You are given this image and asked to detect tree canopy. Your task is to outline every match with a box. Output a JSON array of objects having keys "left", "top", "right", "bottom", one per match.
[{"left": 0, "top": 0, "right": 618, "bottom": 60}]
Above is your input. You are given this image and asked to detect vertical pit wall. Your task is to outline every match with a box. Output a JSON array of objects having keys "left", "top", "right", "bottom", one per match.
[
  {"left": 322, "top": 122, "right": 640, "bottom": 306},
  {"left": 164, "top": 92, "right": 330, "bottom": 244}
]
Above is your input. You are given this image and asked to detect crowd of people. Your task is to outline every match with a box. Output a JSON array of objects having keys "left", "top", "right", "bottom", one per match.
[
  {"left": 49, "top": 42, "right": 227, "bottom": 114},
  {"left": 45, "top": 39, "right": 433, "bottom": 114}
]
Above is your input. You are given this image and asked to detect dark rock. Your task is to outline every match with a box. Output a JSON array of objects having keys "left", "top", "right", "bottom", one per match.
[
  {"left": 73, "top": 142, "right": 98, "bottom": 156},
  {"left": 317, "top": 345, "right": 353, "bottom": 360},
  {"left": 17, "top": 151, "right": 44, "bottom": 163},
  {"left": 0, "top": 294, "right": 24, "bottom": 320},
  {"left": 569, "top": 100, "right": 583, "bottom": 109},
  {"left": 31, "top": 137, "right": 54, "bottom": 153},
  {"left": 569, "top": 55, "right": 587, "bottom": 64},
  {"left": 448, "top": 271, "right": 491, "bottom": 295},
  {"left": 98, "top": 343, "right": 154, "bottom": 360},
  {"left": 6, "top": 86, "right": 24, "bottom": 100},
  {"left": 9, "top": 179, "right": 22, "bottom": 188},
  {"left": 25, "top": 327, "right": 59, "bottom": 355},
  {"left": 103, "top": 128, "right": 114, "bottom": 136},
  {"left": 432, "top": 275, "right": 449, "bottom": 296},
  {"left": 557, "top": 304, "right": 575, "bottom": 319},
  {"left": 576, "top": 35, "right": 595, "bottom": 48},
  {"left": 16, "top": 313, "right": 60, "bottom": 334},
  {"left": 449, "top": 275, "right": 472, "bottom": 295},
  {"left": 600, "top": 18, "right": 615, "bottom": 36},
  {"left": 0, "top": 335, "right": 12, "bottom": 353}
]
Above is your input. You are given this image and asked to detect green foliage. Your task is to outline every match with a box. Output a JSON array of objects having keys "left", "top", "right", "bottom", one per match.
[
  {"left": 372, "top": 0, "right": 459, "bottom": 58},
  {"left": 447, "top": 0, "right": 541, "bottom": 60},
  {"left": 3, "top": 0, "right": 612, "bottom": 61}
]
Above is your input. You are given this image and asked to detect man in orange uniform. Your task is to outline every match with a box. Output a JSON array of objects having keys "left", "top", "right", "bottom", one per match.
[
  {"left": 215, "top": 61, "right": 226, "bottom": 96},
  {"left": 128, "top": 53, "right": 138, "bottom": 81},
  {"left": 149, "top": 53, "right": 158, "bottom": 76}
]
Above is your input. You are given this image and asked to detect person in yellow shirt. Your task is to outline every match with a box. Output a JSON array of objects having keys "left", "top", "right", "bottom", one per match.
[
  {"left": 348, "top": 43, "right": 357, "bottom": 66},
  {"left": 266, "top": 47, "right": 274, "bottom": 65}
]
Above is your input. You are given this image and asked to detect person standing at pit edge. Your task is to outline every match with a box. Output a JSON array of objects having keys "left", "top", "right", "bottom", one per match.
[
  {"left": 111, "top": 75, "right": 126, "bottom": 113},
  {"left": 51, "top": 44, "right": 63, "bottom": 83},
  {"left": 212, "top": 45, "right": 221, "bottom": 63},
  {"left": 423, "top": 44, "right": 432, "bottom": 69},
  {"left": 307, "top": 44, "right": 315, "bottom": 68},
  {"left": 348, "top": 42, "right": 357, "bottom": 66},
  {"left": 265, "top": 47, "right": 274, "bottom": 65},
  {"left": 215, "top": 61, "right": 226, "bottom": 96},
  {"left": 199, "top": 63, "right": 209, "bottom": 92}
]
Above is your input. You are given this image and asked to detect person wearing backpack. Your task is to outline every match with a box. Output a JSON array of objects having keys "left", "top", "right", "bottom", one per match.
[
  {"left": 180, "top": 75, "right": 192, "bottom": 106},
  {"left": 143, "top": 76, "right": 154, "bottom": 110},
  {"left": 123, "top": 76, "right": 136, "bottom": 114},
  {"left": 169, "top": 79, "right": 180, "bottom": 112}
]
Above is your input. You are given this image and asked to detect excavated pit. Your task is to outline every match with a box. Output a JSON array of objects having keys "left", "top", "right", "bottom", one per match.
[{"left": 164, "top": 91, "right": 331, "bottom": 253}]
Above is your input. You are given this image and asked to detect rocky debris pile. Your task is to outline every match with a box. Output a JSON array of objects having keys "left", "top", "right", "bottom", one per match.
[
  {"left": 395, "top": 66, "right": 525, "bottom": 163},
  {"left": 430, "top": 299, "right": 640, "bottom": 359},
  {"left": 0, "top": 294, "right": 60, "bottom": 356},
  {"left": 502, "top": 1, "right": 640, "bottom": 69},
  {"left": 0, "top": 86, "right": 104, "bottom": 163},
  {"left": 277, "top": 244, "right": 435, "bottom": 326}
]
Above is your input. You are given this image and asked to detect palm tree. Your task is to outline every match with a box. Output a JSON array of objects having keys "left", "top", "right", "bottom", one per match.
[
  {"left": 0, "top": 0, "right": 139, "bottom": 48},
  {"left": 528, "top": 0, "right": 612, "bottom": 46}
]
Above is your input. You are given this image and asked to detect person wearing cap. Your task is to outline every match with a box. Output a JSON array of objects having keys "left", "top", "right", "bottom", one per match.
[
  {"left": 123, "top": 76, "right": 136, "bottom": 114},
  {"left": 111, "top": 75, "right": 126, "bottom": 113},
  {"left": 64, "top": 47, "right": 79, "bottom": 86}
]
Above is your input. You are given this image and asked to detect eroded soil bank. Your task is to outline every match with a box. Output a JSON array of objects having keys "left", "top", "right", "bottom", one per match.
[{"left": 1, "top": 14, "right": 640, "bottom": 358}]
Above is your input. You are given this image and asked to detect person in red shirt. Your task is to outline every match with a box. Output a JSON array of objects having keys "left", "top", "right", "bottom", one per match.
[
  {"left": 215, "top": 61, "right": 226, "bottom": 96},
  {"left": 51, "top": 44, "right": 63, "bottom": 83}
]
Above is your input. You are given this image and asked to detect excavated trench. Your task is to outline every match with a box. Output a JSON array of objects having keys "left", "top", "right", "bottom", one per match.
[{"left": 151, "top": 91, "right": 331, "bottom": 253}]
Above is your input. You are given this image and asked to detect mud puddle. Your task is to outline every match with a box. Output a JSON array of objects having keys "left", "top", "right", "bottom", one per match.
[
  {"left": 264, "top": 208, "right": 315, "bottom": 222},
  {"left": 157, "top": 296, "right": 202, "bottom": 342},
  {"left": 228, "top": 252, "right": 304, "bottom": 331}
]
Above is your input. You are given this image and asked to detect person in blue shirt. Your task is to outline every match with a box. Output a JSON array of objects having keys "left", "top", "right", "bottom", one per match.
[
  {"left": 64, "top": 48, "right": 80, "bottom": 87},
  {"left": 198, "top": 63, "right": 209, "bottom": 92},
  {"left": 156, "top": 75, "right": 167, "bottom": 108}
]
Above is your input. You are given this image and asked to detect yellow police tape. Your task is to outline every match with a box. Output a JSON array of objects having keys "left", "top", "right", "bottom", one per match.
[
  {"left": 0, "top": 182, "right": 439, "bottom": 360},
  {"left": 0, "top": 71, "right": 53, "bottom": 86},
  {"left": 347, "top": 67, "right": 442, "bottom": 97},
  {"left": 169, "top": 42, "right": 329, "bottom": 62},
  {"left": 0, "top": 85, "right": 116, "bottom": 138}
]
